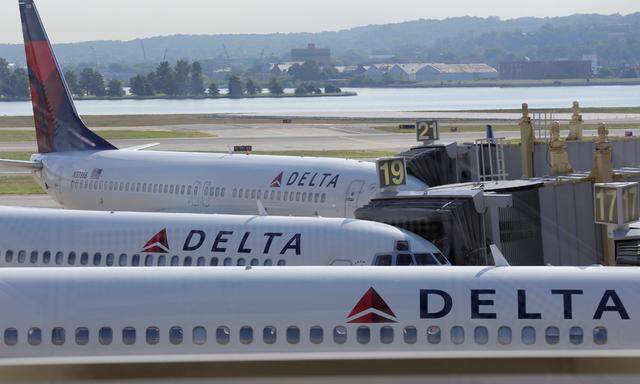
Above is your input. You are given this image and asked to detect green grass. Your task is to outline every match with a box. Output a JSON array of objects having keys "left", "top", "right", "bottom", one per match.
[
  {"left": 424, "top": 106, "right": 640, "bottom": 114},
  {"left": 250, "top": 150, "right": 396, "bottom": 159},
  {"left": 373, "top": 122, "right": 640, "bottom": 134},
  {"left": 0, "top": 129, "right": 214, "bottom": 142},
  {"left": 0, "top": 175, "right": 44, "bottom": 195}
]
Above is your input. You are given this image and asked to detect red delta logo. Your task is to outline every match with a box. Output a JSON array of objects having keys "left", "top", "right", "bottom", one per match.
[
  {"left": 347, "top": 287, "right": 397, "bottom": 323},
  {"left": 142, "top": 229, "right": 170, "bottom": 253},
  {"left": 270, "top": 171, "right": 283, "bottom": 188}
]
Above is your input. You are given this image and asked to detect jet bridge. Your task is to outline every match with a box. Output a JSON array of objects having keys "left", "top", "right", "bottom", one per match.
[{"left": 355, "top": 188, "right": 512, "bottom": 266}]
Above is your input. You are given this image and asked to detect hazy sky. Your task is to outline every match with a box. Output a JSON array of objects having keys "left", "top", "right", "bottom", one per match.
[{"left": 0, "top": 0, "right": 638, "bottom": 44}]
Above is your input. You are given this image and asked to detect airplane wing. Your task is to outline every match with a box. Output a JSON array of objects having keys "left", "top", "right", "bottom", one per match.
[
  {"left": 120, "top": 143, "right": 160, "bottom": 151},
  {"left": 0, "top": 159, "right": 42, "bottom": 169}
]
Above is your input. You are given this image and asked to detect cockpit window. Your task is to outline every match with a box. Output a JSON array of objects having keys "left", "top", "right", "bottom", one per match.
[
  {"left": 374, "top": 255, "right": 392, "bottom": 266},
  {"left": 433, "top": 252, "right": 449, "bottom": 265},
  {"left": 415, "top": 253, "right": 438, "bottom": 265},
  {"left": 396, "top": 254, "right": 414, "bottom": 266}
]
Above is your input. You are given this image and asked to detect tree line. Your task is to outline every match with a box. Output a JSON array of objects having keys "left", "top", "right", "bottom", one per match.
[{"left": 0, "top": 58, "right": 28, "bottom": 99}]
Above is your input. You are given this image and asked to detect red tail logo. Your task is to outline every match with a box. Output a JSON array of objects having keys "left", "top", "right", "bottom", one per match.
[
  {"left": 142, "top": 229, "right": 170, "bottom": 253},
  {"left": 347, "top": 287, "right": 397, "bottom": 323},
  {"left": 270, "top": 171, "right": 283, "bottom": 188}
]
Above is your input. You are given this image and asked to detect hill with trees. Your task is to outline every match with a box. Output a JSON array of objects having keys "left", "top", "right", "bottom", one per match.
[{"left": 0, "top": 13, "right": 638, "bottom": 74}]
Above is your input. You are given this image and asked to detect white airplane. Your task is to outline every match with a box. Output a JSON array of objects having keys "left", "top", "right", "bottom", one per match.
[
  {"left": 0, "top": 206, "right": 447, "bottom": 268},
  {"left": 0, "top": 265, "right": 635, "bottom": 367},
  {"left": 4, "top": 0, "right": 426, "bottom": 218}
]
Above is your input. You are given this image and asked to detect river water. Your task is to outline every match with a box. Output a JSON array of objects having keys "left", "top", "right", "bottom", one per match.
[{"left": 1, "top": 86, "right": 639, "bottom": 117}]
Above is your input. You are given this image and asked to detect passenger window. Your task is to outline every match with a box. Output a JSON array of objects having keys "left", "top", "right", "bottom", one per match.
[
  {"left": 284, "top": 191, "right": 289, "bottom": 200},
  {"left": 193, "top": 326, "right": 207, "bottom": 345},
  {"left": 474, "top": 326, "right": 488, "bottom": 345},
  {"left": 136, "top": 183, "right": 141, "bottom": 192},
  {"left": 302, "top": 192, "right": 307, "bottom": 202},
  {"left": 99, "top": 327, "right": 113, "bottom": 345},
  {"left": 153, "top": 184, "right": 158, "bottom": 193},
  {"left": 5, "top": 250, "right": 13, "bottom": 263},
  {"left": 381, "top": 326, "right": 395, "bottom": 344},
  {"left": 67, "top": 251, "right": 76, "bottom": 265},
  {"left": 145, "top": 255, "right": 154, "bottom": 266},
  {"left": 106, "top": 253, "right": 114, "bottom": 266},
  {"left": 4, "top": 328, "right": 17, "bottom": 346},
  {"left": 122, "top": 327, "right": 136, "bottom": 345},
  {"left": 131, "top": 254, "right": 140, "bottom": 266},
  {"left": 210, "top": 257, "right": 219, "bottom": 266},
  {"left": 186, "top": 186, "right": 191, "bottom": 195},
  {"left": 163, "top": 184, "right": 168, "bottom": 193},
  {"left": 333, "top": 326, "right": 347, "bottom": 344},
  {"left": 521, "top": 326, "right": 536, "bottom": 345},
  {"left": 240, "top": 326, "right": 253, "bottom": 345},
  {"left": 216, "top": 326, "right": 230, "bottom": 345},
  {"left": 277, "top": 260, "right": 286, "bottom": 266},
  {"left": 250, "top": 258, "right": 259, "bottom": 266},
  {"left": 93, "top": 252, "right": 102, "bottom": 266},
  {"left": 270, "top": 190, "right": 275, "bottom": 200},
  {"left": 396, "top": 254, "right": 414, "bottom": 266},
  {"left": 52, "top": 327, "right": 65, "bottom": 346},
  {"left": 169, "top": 185, "right": 174, "bottom": 194},
  {"left": 171, "top": 256, "right": 179, "bottom": 266},
  {"left": 119, "top": 254, "right": 127, "bottom": 266},
  {"left": 593, "top": 326, "right": 607, "bottom": 345},
  {"left": 295, "top": 192, "right": 300, "bottom": 201},
  {"left": 498, "top": 326, "right": 512, "bottom": 345},
  {"left": 119, "top": 182, "right": 124, "bottom": 191},
  {"left": 30, "top": 250, "right": 38, "bottom": 264},
  {"left": 55, "top": 251, "right": 63, "bottom": 265},
  {"left": 237, "top": 258, "right": 246, "bottom": 266},
  {"left": 125, "top": 182, "right": 130, "bottom": 191},
  {"left": 569, "top": 326, "right": 583, "bottom": 345},
  {"left": 374, "top": 255, "right": 392, "bottom": 266},
  {"left": 157, "top": 255, "right": 166, "bottom": 266},
  {"left": 427, "top": 326, "right": 441, "bottom": 344},
  {"left": 414, "top": 253, "right": 438, "bottom": 265},
  {"left": 184, "top": 256, "right": 193, "bottom": 266},
  {"left": 146, "top": 327, "right": 160, "bottom": 345},
  {"left": 196, "top": 257, "right": 205, "bottom": 266},
  {"left": 403, "top": 326, "right": 417, "bottom": 344},
  {"left": 451, "top": 326, "right": 465, "bottom": 344},
  {"left": 545, "top": 326, "right": 560, "bottom": 345},
  {"left": 276, "top": 191, "right": 281, "bottom": 200},
  {"left": 357, "top": 326, "right": 370, "bottom": 344},
  {"left": 180, "top": 185, "right": 185, "bottom": 195},
  {"left": 286, "top": 326, "right": 300, "bottom": 344},
  {"left": 233, "top": 188, "right": 237, "bottom": 198},
  {"left": 310, "top": 326, "right": 323, "bottom": 344},
  {"left": 28, "top": 327, "right": 41, "bottom": 346},
  {"left": 80, "top": 252, "right": 89, "bottom": 265},
  {"left": 170, "top": 326, "right": 183, "bottom": 345},
  {"left": 18, "top": 250, "right": 26, "bottom": 263},
  {"left": 221, "top": 188, "right": 225, "bottom": 197},
  {"left": 263, "top": 326, "right": 277, "bottom": 344},
  {"left": 264, "top": 259, "right": 273, "bottom": 266},
  {"left": 321, "top": 193, "right": 326, "bottom": 203},
  {"left": 223, "top": 258, "right": 232, "bottom": 266},
  {"left": 256, "top": 190, "right": 261, "bottom": 199},
  {"left": 75, "top": 327, "right": 89, "bottom": 346}
]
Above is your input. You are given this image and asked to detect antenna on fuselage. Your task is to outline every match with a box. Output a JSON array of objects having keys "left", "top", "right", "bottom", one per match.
[{"left": 489, "top": 244, "right": 510, "bottom": 267}]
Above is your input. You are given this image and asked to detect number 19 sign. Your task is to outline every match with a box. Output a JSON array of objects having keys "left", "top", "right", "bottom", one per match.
[
  {"left": 377, "top": 157, "right": 407, "bottom": 189},
  {"left": 594, "top": 182, "right": 639, "bottom": 226}
]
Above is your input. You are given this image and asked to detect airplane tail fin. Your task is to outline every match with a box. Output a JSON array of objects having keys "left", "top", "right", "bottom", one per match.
[{"left": 19, "top": 0, "right": 116, "bottom": 153}]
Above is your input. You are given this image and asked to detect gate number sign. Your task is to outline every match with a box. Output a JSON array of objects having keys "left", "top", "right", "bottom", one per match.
[
  {"left": 594, "top": 183, "right": 639, "bottom": 225},
  {"left": 377, "top": 157, "right": 406, "bottom": 188}
]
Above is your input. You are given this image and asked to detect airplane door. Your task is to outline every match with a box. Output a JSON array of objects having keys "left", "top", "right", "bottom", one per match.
[
  {"left": 203, "top": 181, "right": 211, "bottom": 207},
  {"left": 345, "top": 180, "right": 365, "bottom": 216},
  {"left": 191, "top": 181, "right": 202, "bottom": 207}
]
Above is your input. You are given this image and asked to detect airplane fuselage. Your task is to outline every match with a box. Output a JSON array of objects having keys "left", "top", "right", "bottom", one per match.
[{"left": 33, "top": 150, "right": 427, "bottom": 217}]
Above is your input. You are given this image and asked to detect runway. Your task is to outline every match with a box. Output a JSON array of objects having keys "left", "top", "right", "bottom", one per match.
[{"left": 0, "top": 122, "right": 637, "bottom": 153}]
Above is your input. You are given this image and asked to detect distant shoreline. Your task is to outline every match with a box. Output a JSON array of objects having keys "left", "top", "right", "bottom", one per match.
[
  {"left": 0, "top": 91, "right": 357, "bottom": 103},
  {"left": 361, "top": 78, "right": 640, "bottom": 89}
]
